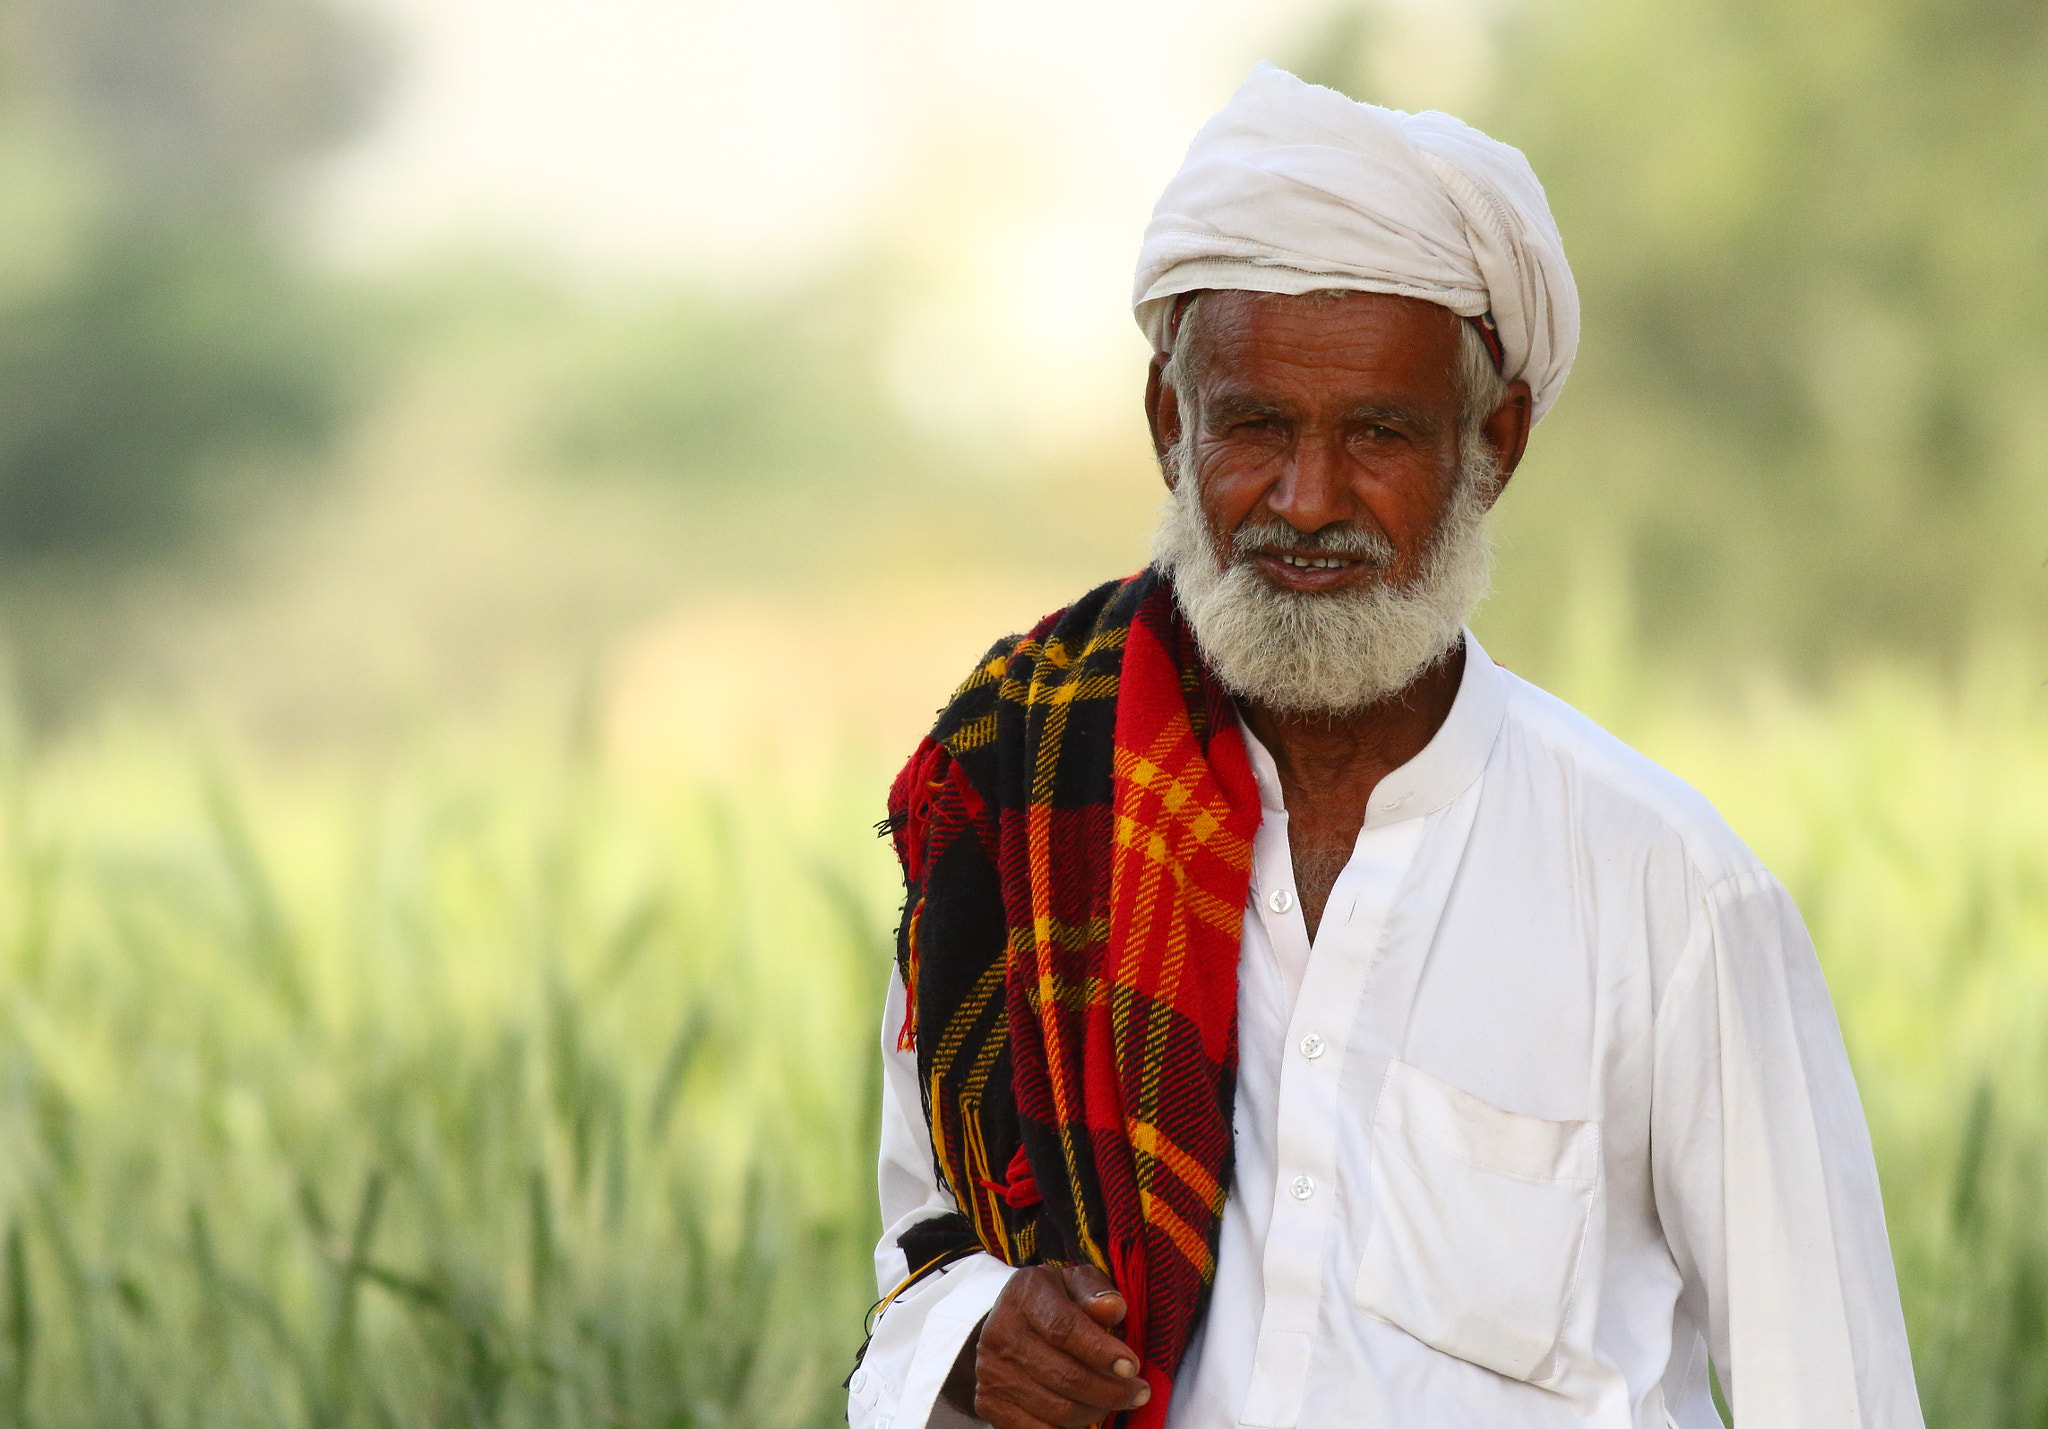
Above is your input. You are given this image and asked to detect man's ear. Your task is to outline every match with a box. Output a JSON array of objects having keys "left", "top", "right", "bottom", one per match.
[
  {"left": 1145, "top": 353, "right": 1181, "bottom": 489},
  {"left": 1477, "top": 378, "right": 1534, "bottom": 510}
]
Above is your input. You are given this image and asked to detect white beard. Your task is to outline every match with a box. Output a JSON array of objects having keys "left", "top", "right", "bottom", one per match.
[{"left": 1151, "top": 444, "right": 1497, "bottom": 716}]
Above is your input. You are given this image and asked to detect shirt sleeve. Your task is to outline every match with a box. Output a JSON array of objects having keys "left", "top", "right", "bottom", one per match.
[
  {"left": 1651, "top": 868, "right": 1923, "bottom": 1428},
  {"left": 849, "top": 965, "right": 1016, "bottom": 1429}
]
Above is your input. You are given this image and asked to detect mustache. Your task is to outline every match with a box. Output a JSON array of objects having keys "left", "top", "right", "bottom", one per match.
[{"left": 1229, "top": 517, "right": 1397, "bottom": 566}]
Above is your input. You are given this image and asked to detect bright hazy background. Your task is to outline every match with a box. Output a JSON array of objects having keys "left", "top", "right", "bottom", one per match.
[
  {"left": 0, "top": 0, "right": 2043, "bottom": 1423},
  {"left": 8, "top": 0, "right": 2041, "bottom": 749}
]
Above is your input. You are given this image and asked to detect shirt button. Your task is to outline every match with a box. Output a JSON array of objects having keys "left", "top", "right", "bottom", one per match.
[
  {"left": 1289, "top": 1174, "right": 1315, "bottom": 1201},
  {"left": 851, "top": 1370, "right": 867, "bottom": 1395},
  {"left": 1299, "top": 1032, "right": 1327, "bottom": 1060},
  {"left": 1267, "top": 887, "right": 1294, "bottom": 914}
]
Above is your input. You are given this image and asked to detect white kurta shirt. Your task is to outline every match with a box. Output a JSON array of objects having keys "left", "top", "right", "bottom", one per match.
[{"left": 850, "top": 633, "right": 1921, "bottom": 1429}]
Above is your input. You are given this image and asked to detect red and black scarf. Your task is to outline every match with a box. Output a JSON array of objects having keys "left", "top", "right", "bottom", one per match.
[{"left": 885, "top": 568, "right": 1259, "bottom": 1426}]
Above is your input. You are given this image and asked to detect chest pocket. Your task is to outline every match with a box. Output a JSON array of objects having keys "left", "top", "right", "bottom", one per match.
[{"left": 1354, "top": 1059, "right": 1601, "bottom": 1386}]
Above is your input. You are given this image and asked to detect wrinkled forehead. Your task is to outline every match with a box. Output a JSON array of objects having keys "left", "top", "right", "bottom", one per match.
[{"left": 1179, "top": 290, "right": 1469, "bottom": 407}]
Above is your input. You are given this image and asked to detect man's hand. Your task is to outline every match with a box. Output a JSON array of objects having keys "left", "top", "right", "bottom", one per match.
[{"left": 940, "top": 1264, "right": 1151, "bottom": 1428}]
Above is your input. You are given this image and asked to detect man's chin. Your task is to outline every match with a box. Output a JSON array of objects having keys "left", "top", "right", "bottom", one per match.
[{"left": 1176, "top": 559, "right": 1472, "bottom": 716}]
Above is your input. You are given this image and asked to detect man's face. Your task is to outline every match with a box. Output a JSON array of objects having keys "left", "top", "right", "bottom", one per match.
[
  {"left": 1161, "top": 289, "right": 1479, "bottom": 591},
  {"left": 1146, "top": 289, "right": 1532, "bottom": 715}
]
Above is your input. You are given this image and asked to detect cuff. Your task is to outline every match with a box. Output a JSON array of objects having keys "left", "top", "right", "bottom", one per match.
[{"left": 849, "top": 1254, "right": 1016, "bottom": 1429}]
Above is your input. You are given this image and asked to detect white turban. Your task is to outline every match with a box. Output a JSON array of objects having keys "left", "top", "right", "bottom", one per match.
[{"left": 1133, "top": 62, "right": 1580, "bottom": 422}]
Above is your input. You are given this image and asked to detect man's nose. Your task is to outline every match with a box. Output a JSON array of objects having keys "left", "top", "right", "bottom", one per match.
[{"left": 1267, "top": 433, "right": 1353, "bottom": 533}]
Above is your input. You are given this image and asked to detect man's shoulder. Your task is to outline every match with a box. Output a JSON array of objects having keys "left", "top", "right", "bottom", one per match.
[
  {"left": 918, "top": 573, "right": 1148, "bottom": 745},
  {"left": 1492, "top": 669, "right": 1765, "bottom": 891},
  {"left": 940, "top": 575, "right": 1149, "bottom": 696}
]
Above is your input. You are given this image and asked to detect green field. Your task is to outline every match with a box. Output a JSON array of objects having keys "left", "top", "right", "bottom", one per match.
[{"left": 0, "top": 654, "right": 2042, "bottom": 1427}]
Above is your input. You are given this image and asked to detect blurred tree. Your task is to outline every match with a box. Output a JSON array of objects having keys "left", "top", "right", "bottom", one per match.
[
  {"left": 1295, "top": 0, "right": 2048, "bottom": 679},
  {"left": 11, "top": 0, "right": 379, "bottom": 217},
  {"left": 0, "top": 227, "right": 340, "bottom": 561},
  {"left": 0, "top": 0, "right": 383, "bottom": 721}
]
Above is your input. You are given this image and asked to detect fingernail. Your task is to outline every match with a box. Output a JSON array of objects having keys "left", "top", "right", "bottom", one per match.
[
  {"left": 1112, "top": 1358, "right": 1137, "bottom": 1379},
  {"left": 1134, "top": 1384, "right": 1152, "bottom": 1406}
]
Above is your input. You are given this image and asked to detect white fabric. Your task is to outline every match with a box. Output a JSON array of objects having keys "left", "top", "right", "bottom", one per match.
[
  {"left": 854, "top": 634, "right": 1922, "bottom": 1429},
  {"left": 1133, "top": 62, "right": 1580, "bottom": 423}
]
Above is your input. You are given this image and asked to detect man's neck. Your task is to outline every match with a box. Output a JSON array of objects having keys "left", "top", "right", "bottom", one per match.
[{"left": 1239, "top": 640, "right": 1466, "bottom": 941}]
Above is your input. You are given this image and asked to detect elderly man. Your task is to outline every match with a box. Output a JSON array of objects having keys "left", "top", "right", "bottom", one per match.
[{"left": 849, "top": 64, "right": 1920, "bottom": 1429}]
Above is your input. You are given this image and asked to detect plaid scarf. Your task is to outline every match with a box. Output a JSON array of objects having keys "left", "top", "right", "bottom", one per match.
[{"left": 885, "top": 568, "right": 1259, "bottom": 1426}]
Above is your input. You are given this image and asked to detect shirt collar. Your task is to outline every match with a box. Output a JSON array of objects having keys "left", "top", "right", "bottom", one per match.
[{"left": 1236, "top": 629, "right": 1509, "bottom": 828}]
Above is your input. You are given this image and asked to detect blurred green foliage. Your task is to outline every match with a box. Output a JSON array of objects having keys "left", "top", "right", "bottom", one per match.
[
  {"left": 546, "top": 285, "right": 914, "bottom": 490},
  {"left": 1313, "top": 0, "right": 2048, "bottom": 676},
  {"left": 0, "top": 0, "right": 378, "bottom": 719},
  {"left": 0, "top": 0, "right": 377, "bottom": 558},
  {"left": 0, "top": 225, "right": 343, "bottom": 560},
  {"left": 0, "top": 729, "right": 888, "bottom": 1426}
]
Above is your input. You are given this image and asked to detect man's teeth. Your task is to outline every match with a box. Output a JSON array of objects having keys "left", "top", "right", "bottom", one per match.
[{"left": 1277, "top": 554, "right": 1350, "bottom": 569}]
